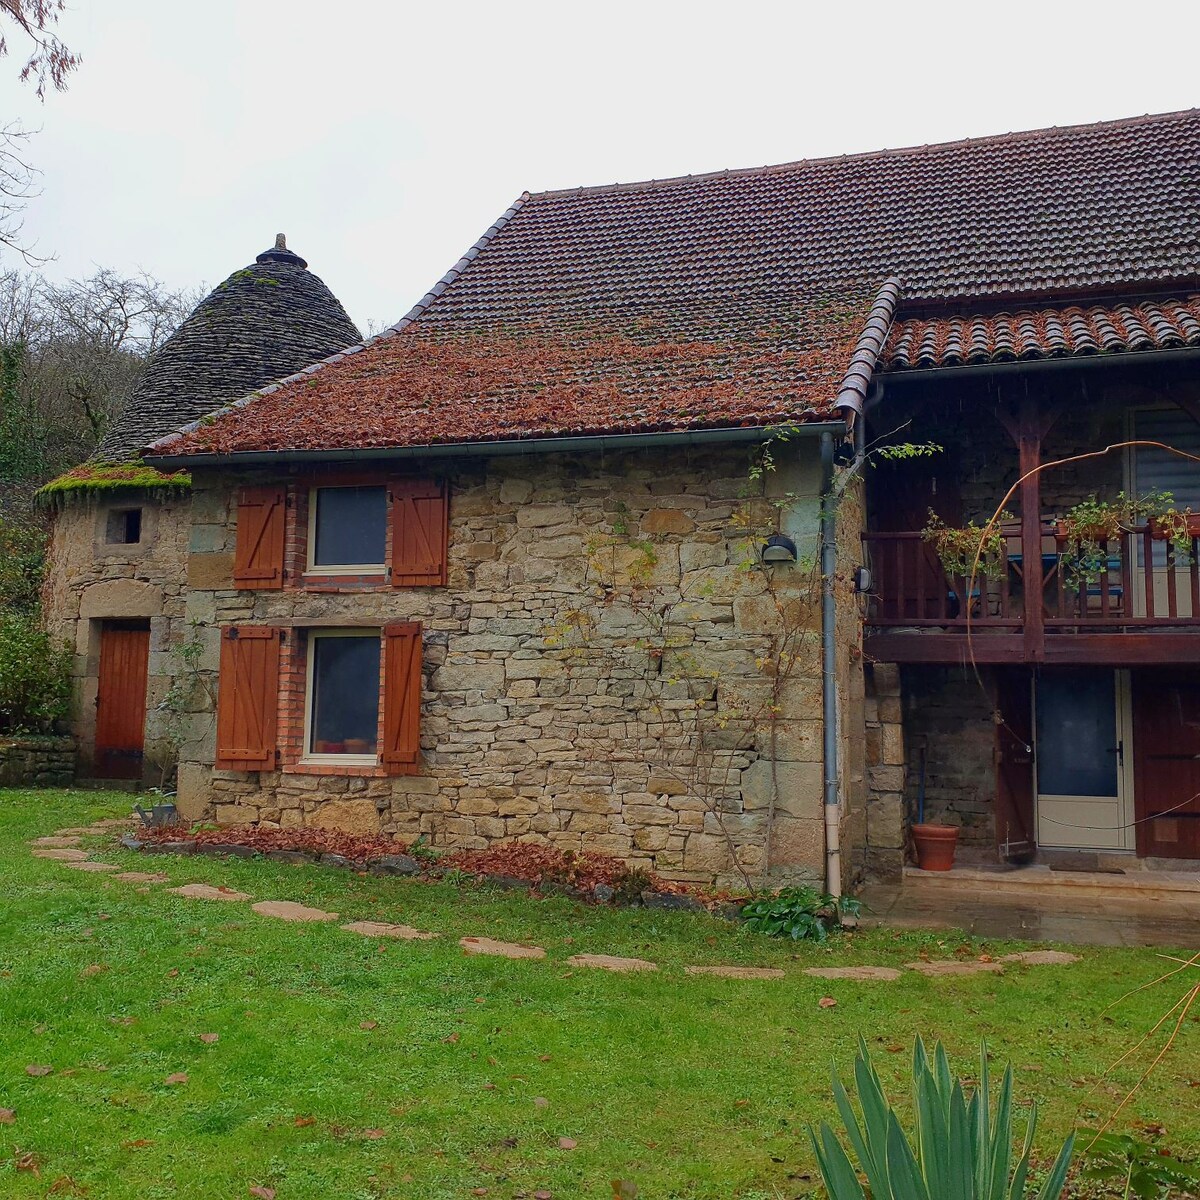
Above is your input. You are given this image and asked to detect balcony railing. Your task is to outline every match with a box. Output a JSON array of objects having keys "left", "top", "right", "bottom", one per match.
[{"left": 863, "top": 522, "right": 1200, "bottom": 630}]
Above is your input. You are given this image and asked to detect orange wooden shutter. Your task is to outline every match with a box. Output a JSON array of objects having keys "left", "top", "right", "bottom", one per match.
[
  {"left": 389, "top": 479, "right": 448, "bottom": 586},
  {"left": 382, "top": 622, "right": 423, "bottom": 773},
  {"left": 215, "top": 626, "right": 281, "bottom": 770},
  {"left": 233, "top": 485, "right": 286, "bottom": 589}
]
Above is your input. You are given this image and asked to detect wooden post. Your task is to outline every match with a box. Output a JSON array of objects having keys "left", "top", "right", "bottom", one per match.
[{"left": 1017, "top": 396, "right": 1045, "bottom": 661}]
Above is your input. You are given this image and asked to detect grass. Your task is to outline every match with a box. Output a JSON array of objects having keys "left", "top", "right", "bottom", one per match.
[{"left": 0, "top": 788, "right": 1196, "bottom": 1199}]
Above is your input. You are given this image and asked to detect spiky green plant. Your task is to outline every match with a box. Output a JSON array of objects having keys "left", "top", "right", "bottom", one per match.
[{"left": 810, "top": 1037, "right": 1074, "bottom": 1200}]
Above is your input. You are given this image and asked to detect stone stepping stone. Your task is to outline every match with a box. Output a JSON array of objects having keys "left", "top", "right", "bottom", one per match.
[
  {"left": 905, "top": 960, "right": 1004, "bottom": 977},
  {"left": 168, "top": 883, "right": 251, "bottom": 902},
  {"left": 342, "top": 920, "right": 437, "bottom": 941},
  {"left": 89, "top": 818, "right": 136, "bottom": 829},
  {"left": 32, "top": 848, "right": 89, "bottom": 861},
  {"left": 114, "top": 871, "right": 170, "bottom": 884},
  {"left": 252, "top": 900, "right": 338, "bottom": 922},
  {"left": 31, "top": 836, "right": 82, "bottom": 848},
  {"left": 62, "top": 862, "right": 120, "bottom": 872},
  {"left": 686, "top": 965, "right": 786, "bottom": 980},
  {"left": 804, "top": 966, "right": 903, "bottom": 982},
  {"left": 568, "top": 953, "right": 658, "bottom": 973},
  {"left": 460, "top": 936, "right": 545, "bottom": 960},
  {"left": 1001, "top": 950, "right": 1081, "bottom": 965}
]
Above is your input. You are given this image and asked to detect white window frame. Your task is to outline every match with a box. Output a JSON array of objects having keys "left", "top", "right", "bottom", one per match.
[
  {"left": 306, "top": 485, "right": 387, "bottom": 576},
  {"left": 302, "top": 628, "right": 383, "bottom": 765}
]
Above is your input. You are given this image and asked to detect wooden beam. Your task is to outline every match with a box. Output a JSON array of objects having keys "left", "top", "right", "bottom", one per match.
[
  {"left": 864, "top": 633, "right": 1026, "bottom": 665},
  {"left": 1017, "top": 394, "right": 1045, "bottom": 662},
  {"left": 1043, "top": 634, "right": 1200, "bottom": 665},
  {"left": 865, "top": 631, "right": 1200, "bottom": 666}
]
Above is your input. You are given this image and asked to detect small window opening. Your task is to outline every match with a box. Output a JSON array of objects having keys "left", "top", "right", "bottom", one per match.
[
  {"left": 309, "top": 486, "right": 387, "bottom": 572},
  {"left": 106, "top": 508, "right": 142, "bottom": 544},
  {"left": 306, "top": 631, "right": 381, "bottom": 758}
]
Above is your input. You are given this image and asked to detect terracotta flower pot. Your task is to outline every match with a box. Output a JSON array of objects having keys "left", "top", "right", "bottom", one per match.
[{"left": 911, "top": 823, "right": 959, "bottom": 871}]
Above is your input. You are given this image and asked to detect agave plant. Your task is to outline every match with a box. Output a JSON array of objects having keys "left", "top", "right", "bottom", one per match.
[{"left": 810, "top": 1036, "right": 1074, "bottom": 1199}]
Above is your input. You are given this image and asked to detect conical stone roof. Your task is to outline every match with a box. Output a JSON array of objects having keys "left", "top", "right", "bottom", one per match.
[{"left": 97, "top": 236, "right": 361, "bottom": 460}]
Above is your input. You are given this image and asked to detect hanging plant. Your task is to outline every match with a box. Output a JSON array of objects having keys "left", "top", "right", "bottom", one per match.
[
  {"left": 921, "top": 509, "right": 1014, "bottom": 581},
  {"left": 1057, "top": 490, "right": 1193, "bottom": 587}
]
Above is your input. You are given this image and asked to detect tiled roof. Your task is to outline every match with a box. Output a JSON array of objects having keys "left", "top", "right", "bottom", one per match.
[
  {"left": 884, "top": 296, "right": 1200, "bottom": 371},
  {"left": 148, "top": 109, "right": 1200, "bottom": 459},
  {"left": 98, "top": 240, "right": 361, "bottom": 461}
]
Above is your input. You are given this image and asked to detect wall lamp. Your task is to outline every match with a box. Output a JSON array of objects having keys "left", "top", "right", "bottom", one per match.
[{"left": 761, "top": 533, "right": 798, "bottom": 564}]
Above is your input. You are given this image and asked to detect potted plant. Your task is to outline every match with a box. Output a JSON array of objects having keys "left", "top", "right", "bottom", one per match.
[
  {"left": 909, "top": 746, "right": 959, "bottom": 871},
  {"left": 921, "top": 510, "right": 1013, "bottom": 582},
  {"left": 1057, "top": 491, "right": 1193, "bottom": 587}
]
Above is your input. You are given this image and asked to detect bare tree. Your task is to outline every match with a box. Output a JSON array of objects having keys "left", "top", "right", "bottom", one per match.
[
  {"left": 0, "top": 267, "right": 198, "bottom": 484},
  {"left": 0, "top": 0, "right": 81, "bottom": 257}
]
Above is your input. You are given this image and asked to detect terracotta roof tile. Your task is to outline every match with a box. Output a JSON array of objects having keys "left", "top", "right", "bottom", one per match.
[
  {"left": 149, "top": 109, "right": 1200, "bottom": 458},
  {"left": 884, "top": 295, "right": 1200, "bottom": 371}
]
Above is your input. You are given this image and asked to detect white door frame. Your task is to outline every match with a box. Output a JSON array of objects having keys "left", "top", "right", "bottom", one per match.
[{"left": 1034, "top": 668, "right": 1135, "bottom": 852}]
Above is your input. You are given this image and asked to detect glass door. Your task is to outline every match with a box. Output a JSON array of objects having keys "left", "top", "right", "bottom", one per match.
[{"left": 1035, "top": 669, "right": 1132, "bottom": 851}]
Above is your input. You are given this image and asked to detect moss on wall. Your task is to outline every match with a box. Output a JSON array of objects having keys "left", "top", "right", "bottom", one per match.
[{"left": 35, "top": 462, "right": 192, "bottom": 509}]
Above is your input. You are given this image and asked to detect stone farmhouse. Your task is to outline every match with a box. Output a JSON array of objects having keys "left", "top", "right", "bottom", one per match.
[{"left": 43, "top": 108, "right": 1200, "bottom": 891}]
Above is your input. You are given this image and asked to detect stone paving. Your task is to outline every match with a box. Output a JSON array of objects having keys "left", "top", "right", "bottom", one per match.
[{"left": 26, "top": 821, "right": 1098, "bottom": 984}]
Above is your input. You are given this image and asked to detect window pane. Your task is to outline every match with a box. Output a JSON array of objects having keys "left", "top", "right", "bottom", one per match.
[
  {"left": 310, "top": 635, "right": 381, "bottom": 754},
  {"left": 313, "top": 486, "right": 386, "bottom": 567}
]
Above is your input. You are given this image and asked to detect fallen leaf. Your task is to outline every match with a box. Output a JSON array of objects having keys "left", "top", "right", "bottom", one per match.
[
  {"left": 442, "top": 1032, "right": 460, "bottom": 1044},
  {"left": 533, "top": 1096, "right": 549, "bottom": 1108},
  {"left": 818, "top": 996, "right": 837, "bottom": 1009},
  {"left": 733, "top": 1099, "right": 749, "bottom": 1108},
  {"left": 360, "top": 1021, "right": 378, "bottom": 1031},
  {"left": 538, "top": 1054, "right": 551, "bottom": 1062},
  {"left": 362, "top": 1128, "right": 386, "bottom": 1139},
  {"left": 33, "top": 1024, "right": 47, "bottom": 1035},
  {"left": 558, "top": 1137, "right": 577, "bottom": 1150},
  {"left": 886, "top": 1044, "right": 904, "bottom": 1053},
  {"left": 15, "top": 1151, "right": 41, "bottom": 1175},
  {"left": 0, "top": 1108, "right": 14, "bottom": 1123},
  {"left": 25, "top": 1064, "right": 52, "bottom": 1077},
  {"left": 122, "top": 1139, "right": 154, "bottom": 1149},
  {"left": 612, "top": 1182, "right": 639, "bottom": 1199},
  {"left": 164, "top": 1072, "right": 188, "bottom": 1085},
  {"left": 487, "top": 1055, "right": 499, "bottom": 1067},
  {"left": 249, "top": 1188, "right": 276, "bottom": 1199},
  {"left": 80, "top": 964, "right": 107, "bottom": 978},
  {"left": 166, "top": 968, "right": 179, "bottom": 978},
  {"left": 199, "top": 1033, "right": 219, "bottom": 1044},
  {"left": 501, "top": 1137, "right": 518, "bottom": 1149},
  {"left": 46, "top": 1175, "right": 86, "bottom": 1195},
  {"left": 482, "top": 1082, "right": 496, "bottom": 1090},
  {"left": 471, "top": 1190, "right": 489, "bottom": 1197},
  {"left": 534, "top": 1191, "right": 553, "bottom": 1200},
  {"left": 294, "top": 1116, "right": 315, "bottom": 1128}
]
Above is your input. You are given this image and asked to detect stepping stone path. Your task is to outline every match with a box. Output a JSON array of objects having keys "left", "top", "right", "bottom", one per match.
[
  {"left": 252, "top": 901, "right": 338, "bottom": 922},
  {"left": 906, "top": 959, "right": 1005, "bottom": 976},
  {"left": 1001, "top": 949, "right": 1081, "bottom": 965},
  {"left": 28, "top": 821, "right": 1089, "bottom": 986},
  {"left": 342, "top": 920, "right": 437, "bottom": 941},
  {"left": 804, "top": 966, "right": 904, "bottom": 981},
  {"left": 568, "top": 953, "right": 658, "bottom": 973},
  {"left": 169, "top": 883, "right": 251, "bottom": 902},
  {"left": 685, "top": 965, "right": 785, "bottom": 980},
  {"left": 460, "top": 936, "right": 545, "bottom": 960}
]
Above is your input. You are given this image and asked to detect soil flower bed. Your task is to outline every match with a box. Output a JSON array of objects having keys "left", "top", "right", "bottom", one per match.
[{"left": 132, "top": 824, "right": 730, "bottom": 910}]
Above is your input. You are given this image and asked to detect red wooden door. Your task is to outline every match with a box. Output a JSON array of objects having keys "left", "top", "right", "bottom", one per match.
[
  {"left": 1133, "top": 670, "right": 1200, "bottom": 859},
  {"left": 94, "top": 622, "right": 150, "bottom": 779}
]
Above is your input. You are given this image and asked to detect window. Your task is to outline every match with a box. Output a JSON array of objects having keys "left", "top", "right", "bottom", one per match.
[
  {"left": 106, "top": 508, "right": 142, "bottom": 544},
  {"left": 308, "top": 486, "right": 387, "bottom": 573},
  {"left": 305, "top": 630, "right": 381, "bottom": 761}
]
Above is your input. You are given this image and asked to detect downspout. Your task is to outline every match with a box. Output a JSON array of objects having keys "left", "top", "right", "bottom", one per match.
[{"left": 819, "top": 429, "right": 842, "bottom": 899}]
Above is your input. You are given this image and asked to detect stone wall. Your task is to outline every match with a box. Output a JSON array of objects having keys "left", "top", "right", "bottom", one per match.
[
  {"left": 855, "top": 662, "right": 905, "bottom": 881},
  {"left": 899, "top": 664, "right": 998, "bottom": 856},
  {"left": 176, "top": 444, "right": 845, "bottom": 887},
  {"left": 0, "top": 736, "right": 75, "bottom": 787},
  {"left": 42, "top": 493, "right": 192, "bottom": 782}
]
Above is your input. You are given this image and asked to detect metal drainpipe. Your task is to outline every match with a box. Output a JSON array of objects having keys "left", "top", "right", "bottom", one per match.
[{"left": 819, "top": 429, "right": 842, "bottom": 899}]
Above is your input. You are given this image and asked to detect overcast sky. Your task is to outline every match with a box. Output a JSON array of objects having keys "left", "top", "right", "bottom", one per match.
[{"left": 2, "top": 1, "right": 1197, "bottom": 333}]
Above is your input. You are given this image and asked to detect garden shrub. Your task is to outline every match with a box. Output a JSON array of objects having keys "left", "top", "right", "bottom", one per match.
[
  {"left": 0, "top": 515, "right": 47, "bottom": 613},
  {"left": 0, "top": 612, "right": 72, "bottom": 733}
]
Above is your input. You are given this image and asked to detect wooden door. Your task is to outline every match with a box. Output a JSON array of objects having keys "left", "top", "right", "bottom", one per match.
[
  {"left": 1133, "top": 670, "right": 1200, "bottom": 859},
  {"left": 94, "top": 621, "right": 150, "bottom": 779},
  {"left": 993, "top": 667, "right": 1036, "bottom": 859}
]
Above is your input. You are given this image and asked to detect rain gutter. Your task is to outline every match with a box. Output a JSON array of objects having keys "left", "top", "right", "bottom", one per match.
[
  {"left": 142, "top": 422, "right": 847, "bottom": 470},
  {"left": 882, "top": 345, "right": 1200, "bottom": 386},
  {"left": 818, "top": 428, "right": 842, "bottom": 900}
]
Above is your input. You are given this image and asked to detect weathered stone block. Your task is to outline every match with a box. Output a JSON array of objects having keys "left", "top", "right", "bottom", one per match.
[{"left": 308, "top": 799, "right": 382, "bottom": 837}]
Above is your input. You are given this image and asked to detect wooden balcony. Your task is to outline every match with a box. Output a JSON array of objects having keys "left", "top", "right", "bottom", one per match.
[{"left": 863, "top": 523, "right": 1200, "bottom": 665}]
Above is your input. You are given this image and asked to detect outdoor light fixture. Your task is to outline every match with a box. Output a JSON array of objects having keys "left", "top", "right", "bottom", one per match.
[
  {"left": 854, "top": 565, "right": 873, "bottom": 593},
  {"left": 761, "top": 533, "right": 798, "bottom": 564}
]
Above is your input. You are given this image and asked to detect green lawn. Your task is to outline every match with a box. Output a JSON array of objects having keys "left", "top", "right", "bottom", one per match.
[{"left": 0, "top": 788, "right": 1196, "bottom": 1199}]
